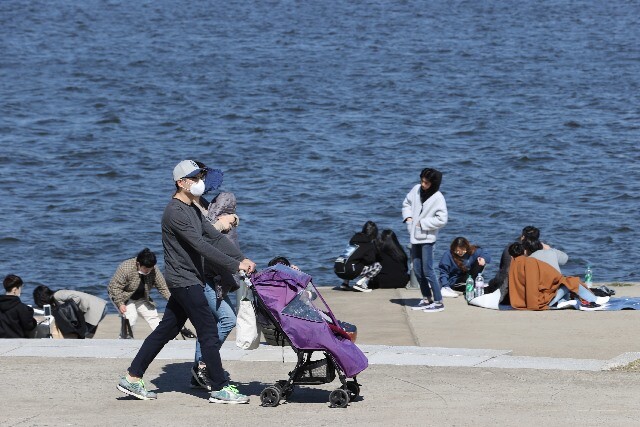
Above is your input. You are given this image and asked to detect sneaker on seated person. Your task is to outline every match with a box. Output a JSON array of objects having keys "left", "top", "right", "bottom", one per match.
[
  {"left": 578, "top": 301, "right": 603, "bottom": 311},
  {"left": 352, "top": 278, "right": 372, "bottom": 293},
  {"left": 440, "top": 287, "right": 459, "bottom": 298}
]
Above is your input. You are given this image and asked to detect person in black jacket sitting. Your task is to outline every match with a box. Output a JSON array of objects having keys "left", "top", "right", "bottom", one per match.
[
  {"left": 0, "top": 274, "right": 37, "bottom": 338},
  {"left": 369, "top": 229, "right": 410, "bottom": 289},
  {"left": 334, "top": 221, "right": 381, "bottom": 293}
]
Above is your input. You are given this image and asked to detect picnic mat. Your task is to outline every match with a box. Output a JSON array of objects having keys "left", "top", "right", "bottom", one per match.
[{"left": 468, "top": 290, "right": 640, "bottom": 311}]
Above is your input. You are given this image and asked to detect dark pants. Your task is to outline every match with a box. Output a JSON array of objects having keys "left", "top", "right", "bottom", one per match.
[
  {"left": 452, "top": 260, "right": 485, "bottom": 290},
  {"left": 128, "top": 285, "right": 227, "bottom": 391}
]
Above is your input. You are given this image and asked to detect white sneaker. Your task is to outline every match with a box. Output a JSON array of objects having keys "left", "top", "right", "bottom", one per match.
[
  {"left": 440, "top": 287, "right": 459, "bottom": 298},
  {"left": 410, "top": 299, "right": 433, "bottom": 310},
  {"left": 595, "top": 296, "right": 610, "bottom": 305},
  {"left": 352, "top": 279, "right": 372, "bottom": 293},
  {"left": 556, "top": 299, "right": 577, "bottom": 309}
]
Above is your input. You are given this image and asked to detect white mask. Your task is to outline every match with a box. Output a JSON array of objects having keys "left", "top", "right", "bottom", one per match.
[
  {"left": 189, "top": 179, "right": 205, "bottom": 197},
  {"left": 138, "top": 270, "right": 151, "bottom": 276}
]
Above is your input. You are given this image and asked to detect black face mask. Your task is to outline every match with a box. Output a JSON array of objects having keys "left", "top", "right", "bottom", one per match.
[{"left": 420, "top": 186, "right": 435, "bottom": 203}]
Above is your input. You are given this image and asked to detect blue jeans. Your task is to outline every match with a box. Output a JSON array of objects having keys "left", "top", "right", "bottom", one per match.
[
  {"left": 411, "top": 242, "right": 442, "bottom": 302},
  {"left": 194, "top": 284, "right": 237, "bottom": 365},
  {"left": 549, "top": 284, "right": 597, "bottom": 307},
  {"left": 128, "top": 284, "right": 227, "bottom": 390}
]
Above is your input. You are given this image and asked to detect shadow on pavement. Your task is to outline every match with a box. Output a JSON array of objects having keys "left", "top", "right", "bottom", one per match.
[{"left": 389, "top": 298, "right": 420, "bottom": 307}]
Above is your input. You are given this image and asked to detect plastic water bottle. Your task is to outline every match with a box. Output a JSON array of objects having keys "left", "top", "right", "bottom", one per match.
[
  {"left": 465, "top": 275, "right": 475, "bottom": 302},
  {"left": 584, "top": 264, "right": 593, "bottom": 287},
  {"left": 475, "top": 273, "right": 485, "bottom": 297}
]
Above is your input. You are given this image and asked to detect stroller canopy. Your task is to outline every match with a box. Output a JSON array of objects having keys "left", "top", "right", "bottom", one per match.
[{"left": 251, "top": 265, "right": 368, "bottom": 378}]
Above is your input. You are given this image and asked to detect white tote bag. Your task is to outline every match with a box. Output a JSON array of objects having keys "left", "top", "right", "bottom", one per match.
[{"left": 235, "top": 288, "right": 260, "bottom": 350}]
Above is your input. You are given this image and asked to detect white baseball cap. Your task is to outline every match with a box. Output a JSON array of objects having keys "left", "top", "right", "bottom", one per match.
[{"left": 172, "top": 160, "right": 203, "bottom": 181}]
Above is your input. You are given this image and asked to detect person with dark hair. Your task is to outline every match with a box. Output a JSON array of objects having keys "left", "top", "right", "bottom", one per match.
[
  {"left": 521, "top": 226, "right": 540, "bottom": 241},
  {"left": 485, "top": 226, "right": 541, "bottom": 305},
  {"left": 0, "top": 274, "right": 37, "bottom": 338},
  {"left": 402, "top": 168, "right": 448, "bottom": 312},
  {"left": 368, "top": 230, "right": 410, "bottom": 289},
  {"left": 508, "top": 242, "right": 525, "bottom": 258},
  {"left": 334, "top": 221, "right": 381, "bottom": 292},
  {"left": 438, "top": 237, "right": 492, "bottom": 297},
  {"left": 116, "top": 159, "right": 256, "bottom": 403},
  {"left": 508, "top": 242, "right": 606, "bottom": 311},
  {"left": 33, "top": 285, "right": 107, "bottom": 338},
  {"left": 108, "top": 248, "right": 171, "bottom": 332},
  {"left": 268, "top": 256, "right": 300, "bottom": 270}
]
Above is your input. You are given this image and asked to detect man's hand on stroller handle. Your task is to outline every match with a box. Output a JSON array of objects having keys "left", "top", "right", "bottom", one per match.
[{"left": 238, "top": 258, "right": 256, "bottom": 274}]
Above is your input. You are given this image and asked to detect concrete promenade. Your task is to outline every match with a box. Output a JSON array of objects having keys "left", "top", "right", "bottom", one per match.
[{"left": 1, "top": 284, "right": 640, "bottom": 426}]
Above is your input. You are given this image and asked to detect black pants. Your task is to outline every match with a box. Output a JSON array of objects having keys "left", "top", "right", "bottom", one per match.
[
  {"left": 451, "top": 260, "right": 485, "bottom": 290},
  {"left": 128, "top": 284, "right": 226, "bottom": 391}
]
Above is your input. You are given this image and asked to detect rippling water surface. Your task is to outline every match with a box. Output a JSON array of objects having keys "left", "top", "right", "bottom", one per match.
[{"left": 1, "top": 0, "right": 639, "bottom": 310}]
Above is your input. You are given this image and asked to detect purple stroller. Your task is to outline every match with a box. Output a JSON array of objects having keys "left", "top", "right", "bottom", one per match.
[{"left": 248, "top": 264, "right": 368, "bottom": 408}]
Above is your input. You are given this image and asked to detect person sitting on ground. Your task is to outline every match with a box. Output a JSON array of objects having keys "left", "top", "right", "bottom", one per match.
[
  {"left": 334, "top": 221, "right": 381, "bottom": 293},
  {"left": 508, "top": 242, "right": 606, "bottom": 311},
  {"left": 438, "top": 237, "right": 491, "bottom": 298},
  {"left": 485, "top": 225, "right": 540, "bottom": 304},
  {"left": 33, "top": 285, "right": 108, "bottom": 338},
  {"left": 108, "top": 248, "right": 171, "bottom": 332},
  {"left": 522, "top": 237, "right": 568, "bottom": 274},
  {"left": 0, "top": 274, "right": 37, "bottom": 338},
  {"left": 368, "top": 229, "right": 409, "bottom": 289}
]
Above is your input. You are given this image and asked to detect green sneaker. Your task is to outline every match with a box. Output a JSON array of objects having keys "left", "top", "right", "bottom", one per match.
[
  {"left": 117, "top": 376, "right": 158, "bottom": 400},
  {"left": 209, "top": 384, "right": 250, "bottom": 404}
]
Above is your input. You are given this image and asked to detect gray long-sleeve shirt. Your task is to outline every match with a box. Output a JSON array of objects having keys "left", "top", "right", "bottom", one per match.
[
  {"left": 529, "top": 248, "right": 569, "bottom": 273},
  {"left": 162, "top": 198, "right": 244, "bottom": 288}
]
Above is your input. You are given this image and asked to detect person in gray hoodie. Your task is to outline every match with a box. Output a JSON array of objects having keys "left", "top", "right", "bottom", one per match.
[{"left": 402, "top": 168, "right": 448, "bottom": 312}]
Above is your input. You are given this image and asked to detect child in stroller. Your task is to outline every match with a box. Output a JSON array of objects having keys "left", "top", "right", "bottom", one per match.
[{"left": 247, "top": 263, "right": 368, "bottom": 408}]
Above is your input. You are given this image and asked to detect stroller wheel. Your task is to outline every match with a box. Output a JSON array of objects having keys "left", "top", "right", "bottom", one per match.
[
  {"left": 343, "top": 381, "right": 360, "bottom": 400},
  {"left": 260, "top": 386, "right": 281, "bottom": 407},
  {"left": 329, "top": 389, "right": 349, "bottom": 408},
  {"left": 276, "top": 380, "right": 293, "bottom": 399}
]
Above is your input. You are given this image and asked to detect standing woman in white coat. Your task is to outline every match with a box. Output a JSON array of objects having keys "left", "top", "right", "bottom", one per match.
[{"left": 402, "top": 168, "right": 448, "bottom": 312}]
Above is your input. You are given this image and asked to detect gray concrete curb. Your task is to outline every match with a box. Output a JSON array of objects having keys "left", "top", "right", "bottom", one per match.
[{"left": 1, "top": 338, "right": 636, "bottom": 372}]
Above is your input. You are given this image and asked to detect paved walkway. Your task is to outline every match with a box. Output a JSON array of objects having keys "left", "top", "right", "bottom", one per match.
[{"left": 3, "top": 284, "right": 640, "bottom": 426}]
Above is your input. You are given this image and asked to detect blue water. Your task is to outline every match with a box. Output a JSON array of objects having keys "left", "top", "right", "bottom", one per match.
[{"left": 1, "top": 0, "right": 639, "bottom": 311}]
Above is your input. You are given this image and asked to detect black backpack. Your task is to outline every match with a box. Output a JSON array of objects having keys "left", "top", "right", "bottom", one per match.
[
  {"left": 53, "top": 300, "right": 88, "bottom": 338},
  {"left": 333, "top": 243, "right": 360, "bottom": 280}
]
